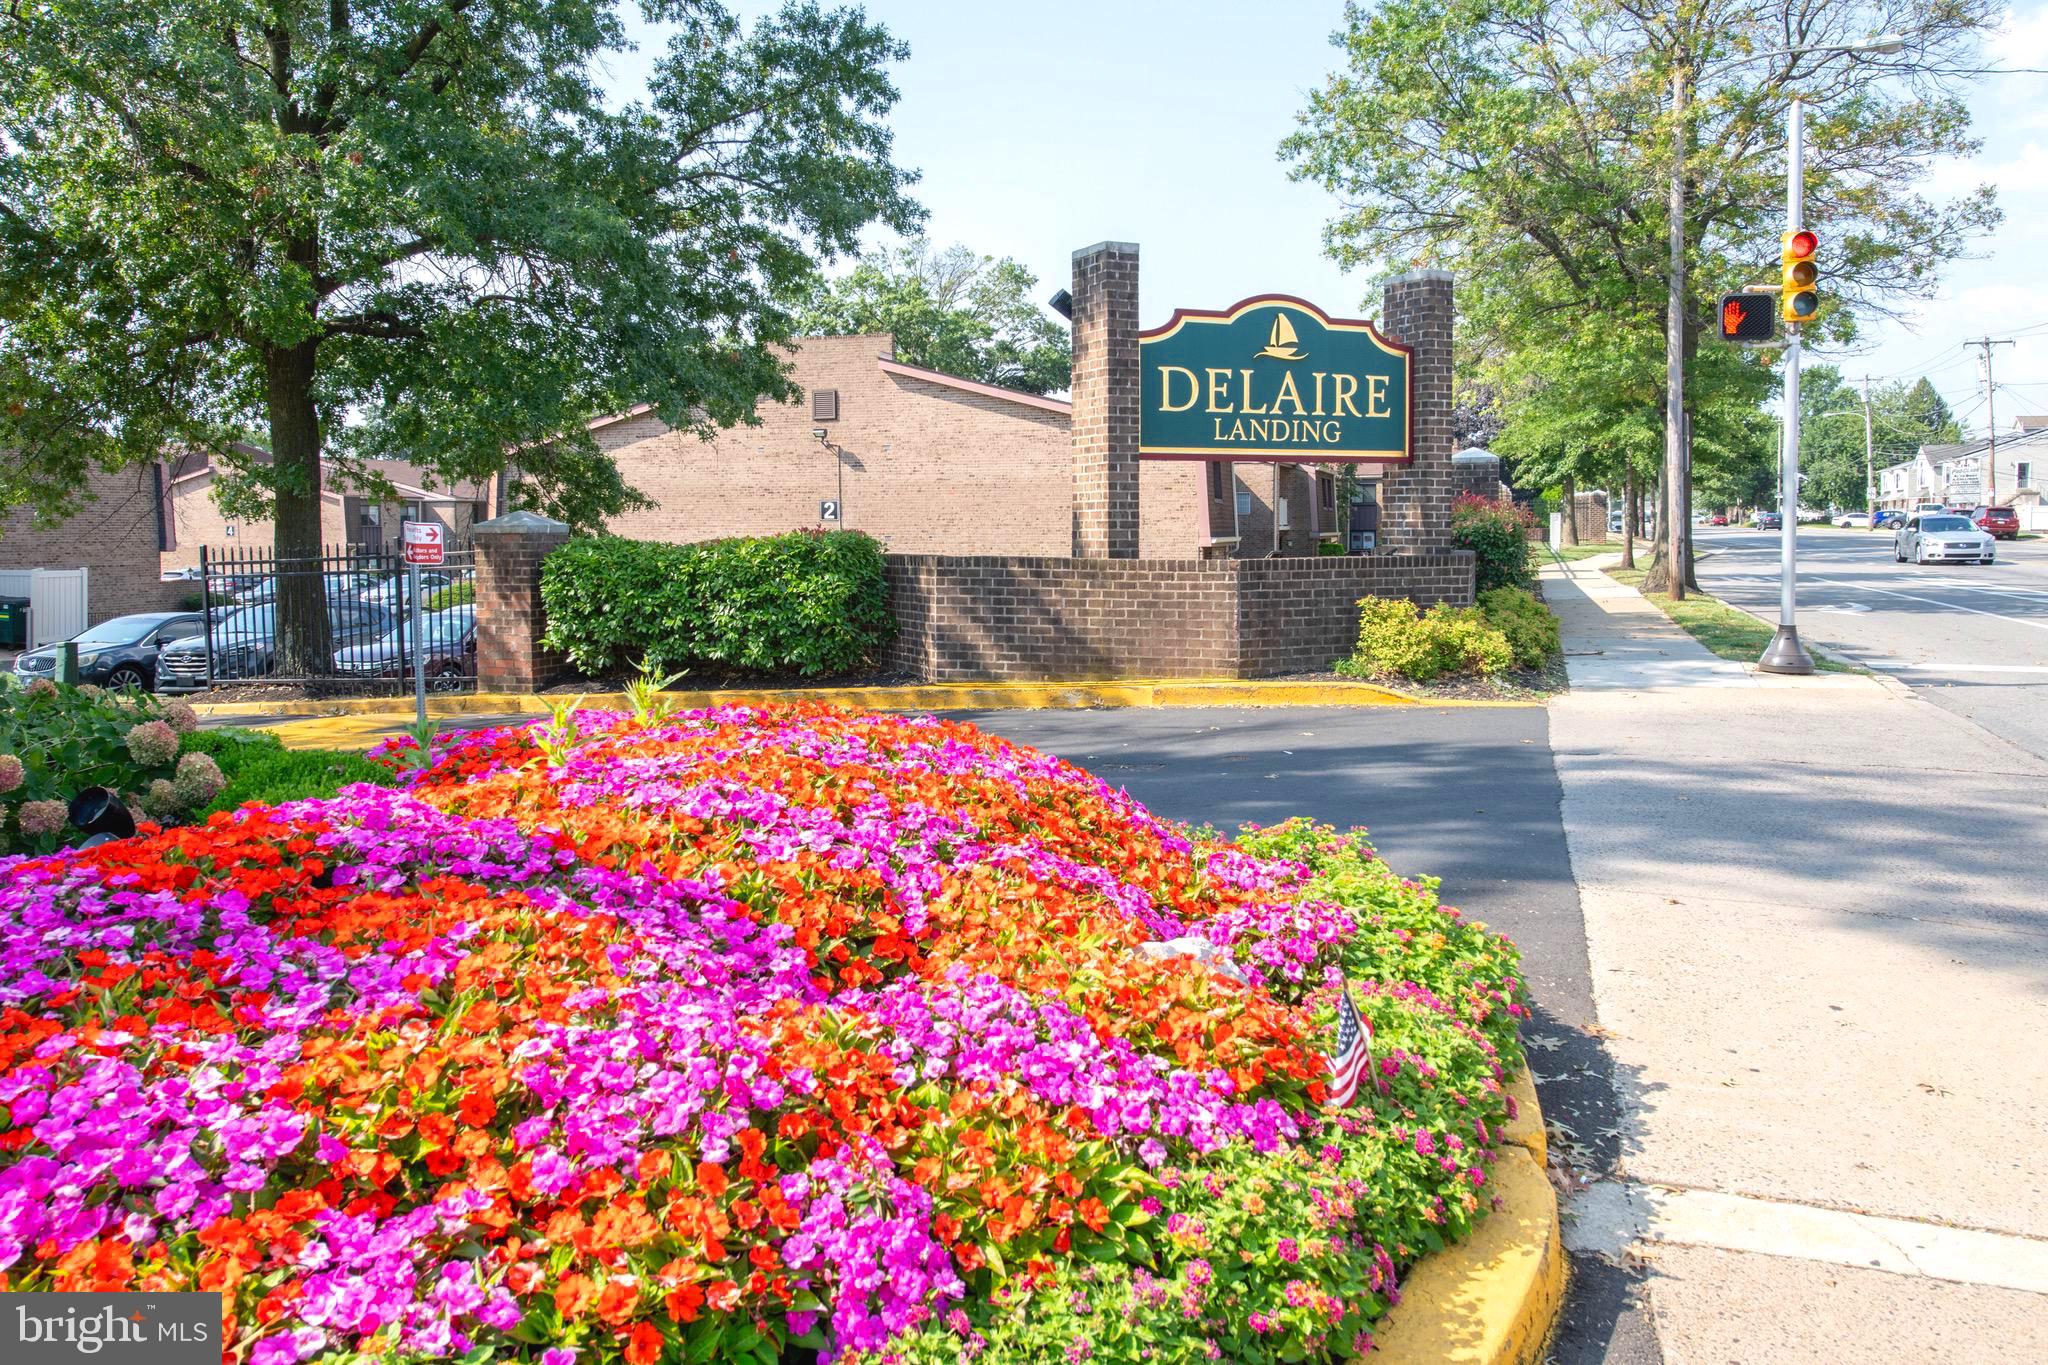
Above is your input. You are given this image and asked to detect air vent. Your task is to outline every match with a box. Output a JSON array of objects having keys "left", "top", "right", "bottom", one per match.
[{"left": 812, "top": 389, "right": 839, "bottom": 422}]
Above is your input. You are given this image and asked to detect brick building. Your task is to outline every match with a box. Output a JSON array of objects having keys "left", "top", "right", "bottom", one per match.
[
  {"left": 160, "top": 446, "right": 494, "bottom": 573},
  {"left": 594, "top": 333, "right": 1359, "bottom": 559},
  {"left": 0, "top": 463, "right": 188, "bottom": 625}
]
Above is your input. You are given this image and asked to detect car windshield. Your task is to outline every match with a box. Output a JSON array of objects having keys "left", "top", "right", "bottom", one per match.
[
  {"left": 219, "top": 604, "right": 275, "bottom": 635},
  {"left": 71, "top": 614, "right": 173, "bottom": 647},
  {"left": 1922, "top": 517, "right": 1971, "bottom": 532}
]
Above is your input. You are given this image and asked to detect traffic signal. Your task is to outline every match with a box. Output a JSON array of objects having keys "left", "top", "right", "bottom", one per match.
[
  {"left": 1781, "top": 229, "right": 1819, "bottom": 323},
  {"left": 1718, "top": 292, "right": 1776, "bottom": 343}
]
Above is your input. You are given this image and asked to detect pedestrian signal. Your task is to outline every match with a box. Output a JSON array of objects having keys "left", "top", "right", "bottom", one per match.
[{"left": 1718, "top": 293, "right": 1776, "bottom": 343}]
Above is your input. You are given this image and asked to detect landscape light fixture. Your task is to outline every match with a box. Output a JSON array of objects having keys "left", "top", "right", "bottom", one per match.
[
  {"left": 1047, "top": 288, "right": 1073, "bottom": 320},
  {"left": 68, "top": 786, "right": 135, "bottom": 849}
]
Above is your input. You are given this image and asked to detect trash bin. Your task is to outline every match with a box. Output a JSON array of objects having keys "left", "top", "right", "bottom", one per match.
[{"left": 0, "top": 596, "right": 27, "bottom": 649}]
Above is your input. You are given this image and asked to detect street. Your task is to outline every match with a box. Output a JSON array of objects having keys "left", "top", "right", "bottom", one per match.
[{"left": 1694, "top": 525, "right": 2048, "bottom": 759}]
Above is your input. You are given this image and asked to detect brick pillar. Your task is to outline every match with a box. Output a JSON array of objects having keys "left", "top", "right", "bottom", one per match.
[
  {"left": 1378, "top": 269, "right": 1456, "bottom": 554},
  {"left": 472, "top": 510, "right": 572, "bottom": 692},
  {"left": 1070, "top": 241, "right": 1141, "bottom": 558}
]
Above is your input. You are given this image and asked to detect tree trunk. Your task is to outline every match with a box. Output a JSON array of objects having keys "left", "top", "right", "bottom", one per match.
[
  {"left": 266, "top": 339, "right": 333, "bottom": 676},
  {"left": 1642, "top": 466, "right": 1699, "bottom": 593},
  {"left": 1561, "top": 475, "right": 1579, "bottom": 546},
  {"left": 1619, "top": 462, "right": 1637, "bottom": 569}
]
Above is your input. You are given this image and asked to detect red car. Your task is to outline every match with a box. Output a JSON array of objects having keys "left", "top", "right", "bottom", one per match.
[
  {"left": 1710, "top": 513, "right": 1728, "bottom": 526},
  {"left": 1970, "top": 506, "right": 2020, "bottom": 540}
]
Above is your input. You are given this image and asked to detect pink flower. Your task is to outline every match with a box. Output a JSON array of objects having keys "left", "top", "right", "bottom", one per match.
[
  {"left": 0, "top": 754, "right": 22, "bottom": 794},
  {"left": 16, "top": 799, "right": 65, "bottom": 836},
  {"left": 124, "top": 719, "right": 180, "bottom": 767}
]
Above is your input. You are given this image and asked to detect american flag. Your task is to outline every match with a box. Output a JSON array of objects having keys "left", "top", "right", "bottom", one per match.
[{"left": 1324, "top": 987, "right": 1372, "bottom": 1108}]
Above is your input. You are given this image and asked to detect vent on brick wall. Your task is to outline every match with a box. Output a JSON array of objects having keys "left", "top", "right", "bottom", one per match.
[{"left": 812, "top": 389, "right": 839, "bottom": 422}]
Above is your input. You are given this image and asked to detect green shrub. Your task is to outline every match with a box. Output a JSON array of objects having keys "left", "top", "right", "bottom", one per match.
[
  {"left": 1451, "top": 493, "right": 1537, "bottom": 592},
  {"left": 1334, "top": 595, "right": 1513, "bottom": 682},
  {"left": 540, "top": 530, "right": 893, "bottom": 677},
  {"left": 1478, "top": 586, "right": 1561, "bottom": 668},
  {"left": 426, "top": 579, "right": 474, "bottom": 610},
  {"left": 179, "top": 727, "right": 398, "bottom": 812},
  {"left": 0, "top": 677, "right": 221, "bottom": 854}
]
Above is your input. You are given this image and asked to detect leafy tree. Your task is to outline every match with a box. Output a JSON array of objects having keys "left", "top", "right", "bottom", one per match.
[
  {"left": 1900, "top": 377, "right": 1963, "bottom": 445},
  {"left": 798, "top": 237, "right": 1070, "bottom": 394},
  {"left": 1799, "top": 366, "right": 1965, "bottom": 510},
  {"left": 0, "top": 0, "right": 920, "bottom": 669},
  {"left": 1285, "top": 0, "right": 2001, "bottom": 588}
]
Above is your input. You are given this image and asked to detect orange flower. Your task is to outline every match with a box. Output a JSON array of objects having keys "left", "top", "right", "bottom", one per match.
[{"left": 624, "top": 1321, "right": 663, "bottom": 1365}]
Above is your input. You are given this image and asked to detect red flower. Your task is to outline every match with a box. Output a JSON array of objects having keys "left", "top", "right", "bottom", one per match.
[{"left": 624, "top": 1321, "right": 663, "bottom": 1365}]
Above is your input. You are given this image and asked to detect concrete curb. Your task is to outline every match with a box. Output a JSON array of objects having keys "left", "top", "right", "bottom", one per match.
[
  {"left": 1375, "top": 1068, "right": 1565, "bottom": 1365},
  {"left": 194, "top": 677, "right": 1544, "bottom": 722}
]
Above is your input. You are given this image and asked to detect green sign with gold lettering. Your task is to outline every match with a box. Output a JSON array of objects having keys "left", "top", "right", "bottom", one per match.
[{"left": 1138, "top": 295, "right": 1412, "bottom": 463}]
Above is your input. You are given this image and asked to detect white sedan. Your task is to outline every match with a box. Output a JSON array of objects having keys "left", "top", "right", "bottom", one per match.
[
  {"left": 1893, "top": 514, "right": 1995, "bottom": 566},
  {"left": 1832, "top": 511, "right": 1873, "bottom": 528}
]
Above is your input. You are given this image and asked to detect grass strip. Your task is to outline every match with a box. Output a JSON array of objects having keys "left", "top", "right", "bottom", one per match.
[{"left": 1604, "top": 567, "right": 1859, "bottom": 673}]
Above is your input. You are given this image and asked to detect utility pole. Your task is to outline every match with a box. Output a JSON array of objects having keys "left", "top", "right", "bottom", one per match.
[
  {"left": 1861, "top": 374, "right": 1876, "bottom": 529},
  {"left": 1663, "top": 61, "right": 1689, "bottom": 600},
  {"left": 1969, "top": 337, "right": 2015, "bottom": 505}
]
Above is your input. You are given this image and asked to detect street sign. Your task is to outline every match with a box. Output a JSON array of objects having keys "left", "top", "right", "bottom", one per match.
[
  {"left": 402, "top": 520, "right": 446, "bottom": 566},
  {"left": 1138, "top": 295, "right": 1413, "bottom": 463},
  {"left": 1717, "top": 292, "right": 1777, "bottom": 343},
  {"left": 819, "top": 498, "right": 841, "bottom": 523}
]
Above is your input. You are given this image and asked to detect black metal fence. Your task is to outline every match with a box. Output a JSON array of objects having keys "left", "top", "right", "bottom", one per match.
[{"left": 176, "top": 543, "right": 478, "bottom": 695}]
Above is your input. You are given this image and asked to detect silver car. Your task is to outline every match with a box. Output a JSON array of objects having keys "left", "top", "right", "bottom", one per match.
[{"left": 1894, "top": 514, "right": 1995, "bottom": 566}]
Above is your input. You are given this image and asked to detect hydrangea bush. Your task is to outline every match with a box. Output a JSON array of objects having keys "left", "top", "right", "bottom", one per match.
[
  {"left": 0, "top": 703, "right": 1527, "bottom": 1364},
  {"left": 0, "top": 676, "right": 217, "bottom": 854}
]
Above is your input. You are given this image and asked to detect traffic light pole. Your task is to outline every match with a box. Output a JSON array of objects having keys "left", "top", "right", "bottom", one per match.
[{"left": 1760, "top": 96, "right": 1816, "bottom": 676}]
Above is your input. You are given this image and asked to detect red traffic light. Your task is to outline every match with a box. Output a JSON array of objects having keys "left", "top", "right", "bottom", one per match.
[
  {"left": 1788, "top": 229, "right": 1817, "bottom": 257},
  {"left": 1718, "top": 292, "right": 1776, "bottom": 343}
]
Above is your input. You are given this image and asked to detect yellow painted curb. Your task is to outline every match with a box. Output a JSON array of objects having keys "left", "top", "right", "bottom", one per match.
[
  {"left": 1375, "top": 1073, "right": 1565, "bottom": 1365},
  {"left": 195, "top": 676, "right": 1465, "bottom": 723}
]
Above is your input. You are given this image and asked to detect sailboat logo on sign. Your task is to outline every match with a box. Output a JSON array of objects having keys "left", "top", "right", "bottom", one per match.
[{"left": 1256, "top": 314, "right": 1307, "bottom": 361}]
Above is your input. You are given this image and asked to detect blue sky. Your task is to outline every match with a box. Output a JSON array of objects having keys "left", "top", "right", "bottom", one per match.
[{"left": 604, "top": 1, "right": 2048, "bottom": 435}]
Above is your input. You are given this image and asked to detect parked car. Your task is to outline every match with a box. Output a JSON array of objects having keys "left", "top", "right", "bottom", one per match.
[
  {"left": 1873, "top": 509, "right": 1906, "bottom": 529},
  {"left": 12, "top": 611, "right": 208, "bottom": 691},
  {"left": 226, "top": 572, "right": 376, "bottom": 609},
  {"left": 1968, "top": 506, "right": 2020, "bottom": 540},
  {"left": 358, "top": 569, "right": 460, "bottom": 612},
  {"left": 1913, "top": 502, "right": 1947, "bottom": 517},
  {"left": 332, "top": 605, "right": 476, "bottom": 690},
  {"left": 1832, "top": 511, "right": 1873, "bottom": 528},
  {"left": 1753, "top": 510, "right": 1782, "bottom": 529},
  {"left": 156, "top": 598, "right": 395, "bottom": 692},
  {"left": 1893, "top": 514, "right": 1995, "bottom": 566},
  {"left": 1710, "top": 513, "right": 1728, "bottom": 526}
]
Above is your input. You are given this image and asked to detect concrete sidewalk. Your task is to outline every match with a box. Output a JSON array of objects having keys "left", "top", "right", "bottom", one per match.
[{"left": 1543, "top": 564, "right": 2048, "bottom": 1361}]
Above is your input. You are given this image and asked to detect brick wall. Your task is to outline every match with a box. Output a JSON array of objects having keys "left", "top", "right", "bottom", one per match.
[
  {"left": 1572, "top": 492, "right": 1610, "bottom": 542},
  {"left": 0, "top": 463, "right": 188, "bottom": 624},
  {"left": 1069, "top": 242, "right": 1142, "bottom": 558},
  {"left": 881, "top": 551, "right": 1474, "bottom": 681},
  {"left": 1377, "top": 270, "right": 1456, "bottom": 554},
  {"left": 473, "top": 512, "right": 572, "bottom": 692},
  {"left": 1235, "top": 554, "right": 1474, "bottom": 675},
  {"left": 600, "top": 334, "right": 1077, "bottom": 556}
]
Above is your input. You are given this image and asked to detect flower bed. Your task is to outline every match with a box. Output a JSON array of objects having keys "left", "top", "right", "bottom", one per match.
[{"left": 0, "top": 703, "right": 1527, "bottom": 1364}]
